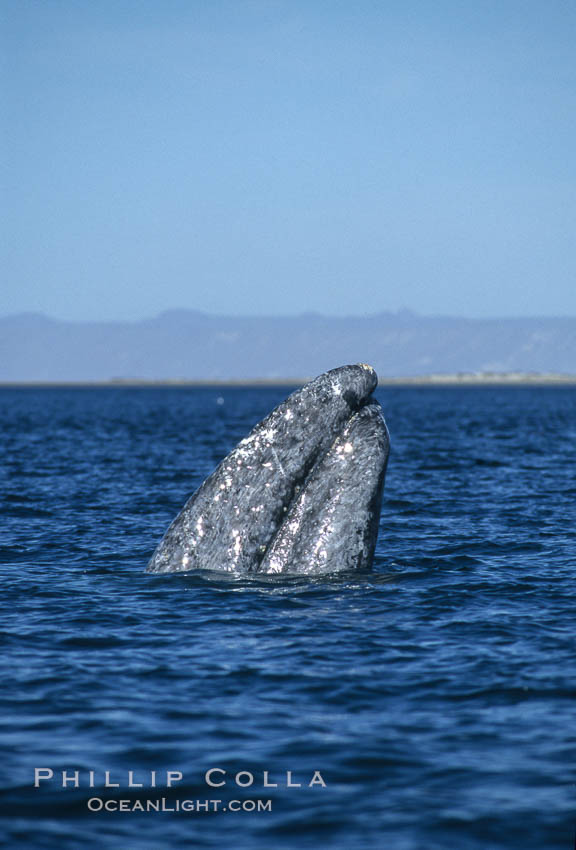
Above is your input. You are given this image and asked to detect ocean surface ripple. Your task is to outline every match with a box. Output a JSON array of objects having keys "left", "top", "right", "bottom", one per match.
[{"left": 1, "top": 385, "right": 575, "bottom": 849}]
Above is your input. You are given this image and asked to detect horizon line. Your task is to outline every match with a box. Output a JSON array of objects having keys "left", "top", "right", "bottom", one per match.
[{"left": 2, "top": 372, "right": 576, "bottom": 388}]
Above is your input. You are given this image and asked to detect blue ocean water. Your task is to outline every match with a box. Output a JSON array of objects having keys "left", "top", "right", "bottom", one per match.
[{"left": 1, "top": 385, "right": 575, "bottom": 850}]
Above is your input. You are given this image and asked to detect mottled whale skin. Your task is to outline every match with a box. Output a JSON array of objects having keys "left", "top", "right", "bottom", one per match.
[{"left": 146, "top": 364, "right": 390, "bottom": 575}]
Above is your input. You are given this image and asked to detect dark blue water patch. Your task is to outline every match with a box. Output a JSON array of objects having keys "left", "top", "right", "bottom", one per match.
[{"left": 1, "top": 385, "right": 575, "bottom": 849}]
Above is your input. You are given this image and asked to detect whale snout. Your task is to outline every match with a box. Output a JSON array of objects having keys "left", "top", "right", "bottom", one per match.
[{"left": 146, "top": 364, "right": 390, "bottom": 576}]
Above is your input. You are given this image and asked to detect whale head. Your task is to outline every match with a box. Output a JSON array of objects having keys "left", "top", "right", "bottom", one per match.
[{"left": 146, "top": 364, "right": 390, "bottom": 575}]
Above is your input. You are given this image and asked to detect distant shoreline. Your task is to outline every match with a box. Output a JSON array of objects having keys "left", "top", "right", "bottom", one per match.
[{"left": 2, "top": 373, "right": 576, "bottom": 388}]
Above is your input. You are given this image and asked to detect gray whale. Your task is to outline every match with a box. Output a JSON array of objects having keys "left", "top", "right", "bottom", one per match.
[{"left": 146, "top": 364, "right": 390, "bottom": 575}]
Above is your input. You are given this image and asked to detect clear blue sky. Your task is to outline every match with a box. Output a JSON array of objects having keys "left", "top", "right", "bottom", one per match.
[{"left": 3, "top": 0, "right": 575, "bottom": 320}]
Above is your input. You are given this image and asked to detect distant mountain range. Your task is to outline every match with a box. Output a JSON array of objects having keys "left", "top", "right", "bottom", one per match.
[{"left": 1, "top": 310, "right": 576, "bottom": 381}]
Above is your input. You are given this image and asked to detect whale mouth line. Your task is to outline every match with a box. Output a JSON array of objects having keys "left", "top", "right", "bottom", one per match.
[{"left": 146, "top": 364, "right": 390, "bottom": 576}]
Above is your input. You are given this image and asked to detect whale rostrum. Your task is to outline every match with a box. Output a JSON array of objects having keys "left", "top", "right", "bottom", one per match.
[{"left": 146, "top": 364, "right": 390, "bottom": 575}]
